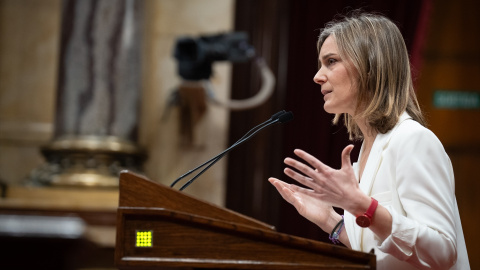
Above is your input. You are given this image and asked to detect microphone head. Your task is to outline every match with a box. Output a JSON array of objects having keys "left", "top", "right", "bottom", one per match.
[
  {"left": 270, "top": 110, "right": 286, "bottom": 120},
  {"left": 278, "top": 111, "right": 294, "bottom": 123}
]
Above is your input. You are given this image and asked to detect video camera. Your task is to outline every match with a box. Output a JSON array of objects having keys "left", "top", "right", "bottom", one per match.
[{"left": 173, "top": 32, "right": 255, "bottom": 80}]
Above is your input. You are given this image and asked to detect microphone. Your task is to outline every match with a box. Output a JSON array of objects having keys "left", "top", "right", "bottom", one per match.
[
  {"left": 169, "top": 110, "right": 286, "bottom": 189},
  {"left": 231, "top": 110, "right": 286, "bottom": 146},
  {"left": 170, "top": 110, "right": 294, "bottom": 191},
  {"left": 177, "top": 111, "right": 293, "bottom": 191},
  {"left": 170, "top": 110, "right": 288, "bottom": 189}
]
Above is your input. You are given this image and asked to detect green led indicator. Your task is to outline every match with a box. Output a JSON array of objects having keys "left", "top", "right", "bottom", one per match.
[{"left": 136, "top": 230, "right": 152, "bottom": 247}]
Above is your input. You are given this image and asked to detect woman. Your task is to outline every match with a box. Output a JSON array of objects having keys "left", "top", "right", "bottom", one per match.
[{"left": 268, "top": 13, "right": 469, "bottom": 269}]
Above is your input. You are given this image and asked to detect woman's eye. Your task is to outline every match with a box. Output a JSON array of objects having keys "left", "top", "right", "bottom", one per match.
[{"left": 328, "top": 58, "right": 337, "bottom": 65}]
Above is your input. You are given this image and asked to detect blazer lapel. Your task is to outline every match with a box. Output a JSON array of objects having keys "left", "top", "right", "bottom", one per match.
[
  {"left": 355, "top": 132, "right": 387, "bottom": 251},
  {"left": 351, "top": 112, "right": 412, "bottom": 251},
  {"left": 359, "top": 112, "right": 412, "bottom": 196}
]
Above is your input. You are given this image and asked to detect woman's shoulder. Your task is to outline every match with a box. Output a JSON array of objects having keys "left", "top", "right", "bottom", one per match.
[
  {"left": 389, "top": 114, "right": 445, "bottom": 153},
  {"left": 396, "top": 116, "right": 435, "bottom": 138}
]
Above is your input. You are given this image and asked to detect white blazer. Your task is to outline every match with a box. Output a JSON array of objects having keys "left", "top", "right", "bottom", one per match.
[{"left": 344, "top": 112, "right": 470, "bottom": 269}]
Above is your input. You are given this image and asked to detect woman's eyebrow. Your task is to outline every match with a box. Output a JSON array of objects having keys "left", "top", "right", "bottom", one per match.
[{"left": 321, "top": 53, "right": 337, "bottom": 61}]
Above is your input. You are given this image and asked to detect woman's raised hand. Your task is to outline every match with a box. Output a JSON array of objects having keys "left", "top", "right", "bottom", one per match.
[
  {"left": 283, "top": 145, "right": 366, "bottom": 212},
  {"left": 268, "top": 177, "right": 338, "bottom": 232},
  {"left": 269, "top": 144, "right": 368, "bottom": 230}
]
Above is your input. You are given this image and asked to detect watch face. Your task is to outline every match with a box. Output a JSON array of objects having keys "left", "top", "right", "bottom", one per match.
[{"left": 356, "top": 215, "right": 371, "bottom": 227}]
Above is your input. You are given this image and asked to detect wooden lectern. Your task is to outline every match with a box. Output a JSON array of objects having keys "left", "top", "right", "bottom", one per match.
[{"left": 115, "top": 171, "right": 376, "bottom": 269}]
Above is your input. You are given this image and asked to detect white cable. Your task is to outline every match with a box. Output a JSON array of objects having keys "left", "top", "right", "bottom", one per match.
[{"left": 208, "top": 57, "right": 275, "bottom": 111}]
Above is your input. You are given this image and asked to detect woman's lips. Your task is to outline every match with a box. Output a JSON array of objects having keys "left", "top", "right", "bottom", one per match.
[{"left": 321, "top": 89, "right": 332, "bottom": 96}]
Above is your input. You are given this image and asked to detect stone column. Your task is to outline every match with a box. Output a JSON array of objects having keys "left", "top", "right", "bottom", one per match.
[{"left": 29, "top": 0, "right": 145, "bottom": 187}]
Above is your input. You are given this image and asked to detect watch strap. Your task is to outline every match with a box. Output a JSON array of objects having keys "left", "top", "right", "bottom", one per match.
[{"left": 365, "top": 197, "right": 378, "bottom": 219}]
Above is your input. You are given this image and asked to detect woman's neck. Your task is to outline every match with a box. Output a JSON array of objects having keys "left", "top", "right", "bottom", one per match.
[{"left": 357, "top": 118, "right": 377, "bottom": 147}]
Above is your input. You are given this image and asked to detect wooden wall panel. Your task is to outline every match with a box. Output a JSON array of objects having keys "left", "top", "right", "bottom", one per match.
[{"left": 416, "top": 1, "right": 480, "bottom": 268}]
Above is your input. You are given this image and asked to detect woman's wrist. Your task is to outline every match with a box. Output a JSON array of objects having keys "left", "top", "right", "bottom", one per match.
[
  {"left": 329, "top": 215, "right": 344, "bottom": 244},
  {"left": 345, "top": 191, "right": 372, "bottom": 217},
  {"left": 320, "top": 210, "right": 343, "bottom": 234}
]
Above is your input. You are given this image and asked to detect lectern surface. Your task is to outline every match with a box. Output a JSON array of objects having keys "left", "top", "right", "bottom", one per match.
[{"left": 115, "top": 171, "right": 376, "bottom": 269}]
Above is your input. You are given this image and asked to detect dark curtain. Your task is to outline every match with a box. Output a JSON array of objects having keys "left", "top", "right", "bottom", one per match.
[{"left": 227, "top": 0, "right": 429, "bottom": 242}]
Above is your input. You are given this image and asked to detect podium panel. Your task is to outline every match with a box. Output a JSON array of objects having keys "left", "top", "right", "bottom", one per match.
[{"left": 115, "top": 171, "right": 376, "bottom": 269}]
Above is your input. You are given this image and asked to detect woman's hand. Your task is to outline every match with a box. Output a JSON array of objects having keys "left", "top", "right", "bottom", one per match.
[
  {"left": 282, "top": 145, "right": 369, "bottom": 215},
  {"left": 268, "top": 177, "right": 338, "bottom": 232}
]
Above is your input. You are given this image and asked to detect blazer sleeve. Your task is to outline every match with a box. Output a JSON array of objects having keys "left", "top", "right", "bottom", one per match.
[{"left": 375, "top": 121, "right": 458, "bottom": 269}]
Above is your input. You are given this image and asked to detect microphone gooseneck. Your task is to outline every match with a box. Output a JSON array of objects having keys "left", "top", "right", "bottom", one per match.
[
  {"left": 170, "top": 110, "right": 285, "bottom": 189},
  {"left": 170, "top": 110, "right": 293, "bottom": 191}
]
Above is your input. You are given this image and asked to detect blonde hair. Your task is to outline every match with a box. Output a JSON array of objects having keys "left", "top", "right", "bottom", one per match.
[{"left": 318, "top": 12, "right": 425, "bottom": 140}]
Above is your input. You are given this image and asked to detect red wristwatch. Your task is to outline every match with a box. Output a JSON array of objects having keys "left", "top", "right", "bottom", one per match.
[{"left": 355, "top": 197, "right": 378, "bottom": 228}]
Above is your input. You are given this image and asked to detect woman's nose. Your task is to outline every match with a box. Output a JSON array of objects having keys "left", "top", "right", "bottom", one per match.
[{"left": 313, "top": 69, "right": 326, "bottom": 85}]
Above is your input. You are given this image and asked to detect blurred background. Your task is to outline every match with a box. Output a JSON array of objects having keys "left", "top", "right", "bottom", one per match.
[{"left": 0, "top": 0, "right": 478, "bottom": 269}]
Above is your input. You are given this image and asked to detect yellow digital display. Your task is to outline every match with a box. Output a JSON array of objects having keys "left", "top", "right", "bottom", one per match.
[{"left": 136, "top": 230, "right": 152, "bottom": 247}]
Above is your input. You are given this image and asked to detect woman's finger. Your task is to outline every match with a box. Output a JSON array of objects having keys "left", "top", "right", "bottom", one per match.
[
  {"left": 293, "top": 149, "right": 331, "bottom": 173},
  {"left": 284, "top": 157, "right": 317, "bottom": 179},
  {"left": 268, "top": 178, "right": 298, "bottom": 205},
  {"left": 287, "top": 182, "right": 325, "bottom": 199},
  {"left": 341, "top": 144, "right": 354, "bottom": 170},
  {"left": 283, "top": 167, "right": 319, "bottom": 190}
]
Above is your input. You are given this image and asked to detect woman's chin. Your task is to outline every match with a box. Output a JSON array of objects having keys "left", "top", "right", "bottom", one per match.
[
  {"left": 323, "top": 103, "right": 350, "bottom": 115},
  {"left": 323, "top": 104, "right": 336, "bottom": 114}
]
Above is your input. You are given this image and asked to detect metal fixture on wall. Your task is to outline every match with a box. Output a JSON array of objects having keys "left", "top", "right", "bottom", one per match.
[
  {"left": 172, "top": 32, "right": 276, "bottom": 111},
  {"left": 165, "top": 32, "right": 275, "bottom": 146}
]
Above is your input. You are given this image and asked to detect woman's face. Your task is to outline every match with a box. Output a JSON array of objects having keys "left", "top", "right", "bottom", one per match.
[{"left": 313, "top": 35, "right": 358, "bottom": 116}]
